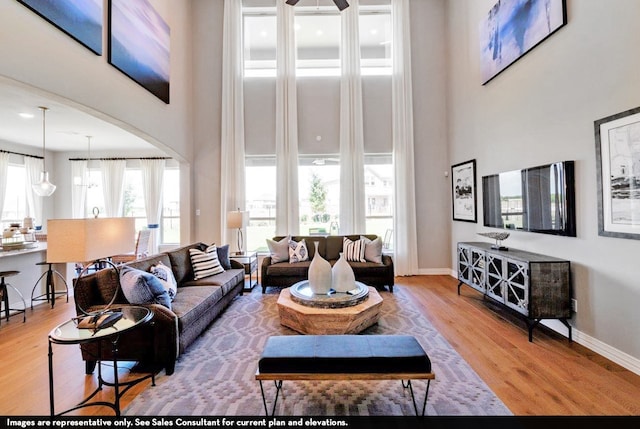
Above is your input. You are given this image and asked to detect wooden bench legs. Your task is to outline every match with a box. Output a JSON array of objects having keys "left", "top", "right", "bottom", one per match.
[{"left": 257, "top": 375, "right": 434, "bottom": 417}]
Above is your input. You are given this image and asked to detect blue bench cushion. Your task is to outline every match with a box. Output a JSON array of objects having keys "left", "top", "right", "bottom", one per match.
[{"left": 258, "top": 335, "right": 431, "bottom": 374}]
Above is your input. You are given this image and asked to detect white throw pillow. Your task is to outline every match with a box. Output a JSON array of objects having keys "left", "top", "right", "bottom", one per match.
[
  {"left": 150, "top": 261, "right": 178, "bottom": 301},
  {"left": 189, "top": 245, "right": 225, "bottom": 280},
  {"left": 361, "top": 236, "right": 383, "bottom": 264},
  {"left": 343, "top": 237, "right": 366, "bottom": 263},
  {"left": 288, "top": 238, "right": 309, "bottom": 263},
  {"left": 266, "top": 236, "right": 290, "bottom": 264}
]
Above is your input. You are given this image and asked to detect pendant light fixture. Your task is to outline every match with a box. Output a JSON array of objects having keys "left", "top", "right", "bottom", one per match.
[
  {"left": 74, "top": 135, "right": 96, "bottom": 188},
  {"left": 32, "top": 106, "right": 56, "bottom": 197}
]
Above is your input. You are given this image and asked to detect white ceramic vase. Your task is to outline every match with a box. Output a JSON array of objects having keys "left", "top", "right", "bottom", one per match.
[
  {"left": 308, "top": 241, "right": 332, "bottom": 295},
  {"left": 332, "top": 252, "right": 356, "bottom": 293}
]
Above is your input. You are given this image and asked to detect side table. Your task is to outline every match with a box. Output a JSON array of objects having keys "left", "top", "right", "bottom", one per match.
[
  {"left": 48, "top": 306, "right": 155, "bottom": 416},
  {"left": 229, "top": 251, "right": 258, "bottom": 292}
]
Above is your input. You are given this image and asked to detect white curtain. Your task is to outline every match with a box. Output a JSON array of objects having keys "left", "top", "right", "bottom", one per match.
[
  {"left": 339, "top": 0, "right": 366, "bottom": 235},
  {"left": 275, "top": 0, "right": 300, "bottom": 236},
  {"left": 220, "top": 0, "right": 247, "bottom": 250},
  {"left": 24, "top": 156, "right": 44, "bottom": 228},
  {"left": 0, "top": 152, "right": 9, "bottom": 218},
  {"left": 71, "top": 160, "right": 88, "bottom": 218},
  {"left": 100, "top": 160, "right": 126, "bottom": 217},
  {"left": 391, "top": 0, "right": 418, "bottom": 276},
  {"left": 141, "top": 159, "right": 165, "bottom": 255}
]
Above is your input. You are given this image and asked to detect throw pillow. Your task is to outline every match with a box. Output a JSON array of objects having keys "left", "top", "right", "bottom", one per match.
[
  {"left": 189, "top": 244, "right": 225, "bottom": 280},
  {"left": 150, "top": 261, "right": 178, "bottom": 301},
  {"left": 120, "top": 266, "right": 172, "bottom": 309},
  {"left": 343, "top": 237, "right": 366, "bottom": 263},
  {"left": 216, "top": 244, "right": 232, "bottom": 270},
  {"left": 361, "top": 235, "right": 383, "bottom": 264},
  {"left": 266, "top": 236, "right": 290, "bottom": 264},
  {"left": 288, "top": 238, "right": 309, "bottom": 263}
]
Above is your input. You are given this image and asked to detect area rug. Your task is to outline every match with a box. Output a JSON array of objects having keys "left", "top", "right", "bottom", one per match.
[{"left": 123, "top": 286, "right": 512, "bottom": 416}]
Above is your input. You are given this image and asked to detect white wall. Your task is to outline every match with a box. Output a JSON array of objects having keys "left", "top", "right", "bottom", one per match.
[
  {"left": 447, "top": 0, "right": 640, "bottom": 364},
  {"left": 0, "top": 0, "right": 194, "bottom": 241}
]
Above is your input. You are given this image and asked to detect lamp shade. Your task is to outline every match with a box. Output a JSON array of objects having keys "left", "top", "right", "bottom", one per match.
[
  {"left": 227, "top": 211, "right": 248, "bottom": 229},
  {"left": 46, "top": 217, "right": 136, "bottom": 263}
]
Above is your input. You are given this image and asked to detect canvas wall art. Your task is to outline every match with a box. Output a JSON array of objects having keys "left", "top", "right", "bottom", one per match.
[
  {"left": 479, "top": 0, "right": 566, "bottom": 84},
  {"left": 595, "top": 106, "right": 640, "bottom": 240},
  {"left": 109, "top": 0, "right": 170, "bottom": 104},
  {"left": 17, "top": 0, "right": 103, "bottom": 55}
]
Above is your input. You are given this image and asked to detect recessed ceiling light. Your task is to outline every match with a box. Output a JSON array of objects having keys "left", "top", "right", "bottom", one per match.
[
  {"left": 19, "top": 112, "right": 34, "bottom": 119},
  {"left": 316, "top": 29, "right": 324, "bottom": 36}
]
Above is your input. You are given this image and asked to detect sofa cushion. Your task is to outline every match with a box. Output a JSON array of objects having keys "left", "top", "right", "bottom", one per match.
[
  {"left": 347, "top": 261, "right": 391, "bottom": 277},
  {"left": 190, "top": 245, "right": 225, "bottom": 280},
  {"left": 170, "top": 285, "right": 224, "bottom": 331},
  {"left": 267, "top": 236, "right": 290, "bottom": 263},
  {"left": 150, "top": 261, "right": 178, "bottom": 301},
  {"left": 264, "top": 261, "right": 312, "bottom": 278},
  {"left": 361, "top": 235, "right": 383, "bottom": 264},
  {"left": 167, "top": 243, "right": 207, "bottom": 286},
  {"left": 343, "top": 237, "right": 366, "bottom": 262},
  {"left": 288, "top": 238, "right": 309, "bottom": 263},
  {"left": 119, "top": 266, "right": 172, "bottom": 309},
  {"left": 181, "top": 268, "right": 244, "bottom": 294}
]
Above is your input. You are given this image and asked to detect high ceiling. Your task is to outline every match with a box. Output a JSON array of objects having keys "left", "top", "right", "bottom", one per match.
[{"left": 0, "top": 78, "right": 157, "bottom": 154}]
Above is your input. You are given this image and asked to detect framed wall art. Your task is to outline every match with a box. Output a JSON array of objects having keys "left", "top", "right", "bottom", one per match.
[
  {"left": 479, "top": 0, "right": 567, "bottom": 85},
  {"left": 109, "top": 0, "right": 170, "bottom": 104},
  {"left": 452, "top": 159, "right": 477, "bottom": 223},
  {"left": 595, "top": 106, "right": 640, "bottom": 240},
  {"left": 17, "top": 0, "right": 103, "bottom": 55}
]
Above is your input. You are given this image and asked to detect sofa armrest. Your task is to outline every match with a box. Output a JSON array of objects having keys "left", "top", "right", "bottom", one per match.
[{"left": 230, "top": 259, "right": 244, "bottom": 270}]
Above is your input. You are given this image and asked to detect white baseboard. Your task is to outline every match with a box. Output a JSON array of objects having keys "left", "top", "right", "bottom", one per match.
[{"left": 415, "top": 272, "right": 640, "bottom": 377}]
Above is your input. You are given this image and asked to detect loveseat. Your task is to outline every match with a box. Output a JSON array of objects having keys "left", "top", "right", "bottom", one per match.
[
  {"left": 260, "top": 235, "right": 394, "bottom": 293},
  {"left": 73, "top": 242, "right": 245, "bottom": 376}
]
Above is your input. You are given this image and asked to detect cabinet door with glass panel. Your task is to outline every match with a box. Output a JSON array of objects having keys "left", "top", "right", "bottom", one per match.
[{"left": 457, "top": 243, "right": 485, "bottom": 293}]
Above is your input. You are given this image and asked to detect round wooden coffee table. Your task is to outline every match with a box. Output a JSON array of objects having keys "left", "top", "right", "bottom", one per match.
[{"left": 277, "top": 284, "right": 383, "bottom": 335}]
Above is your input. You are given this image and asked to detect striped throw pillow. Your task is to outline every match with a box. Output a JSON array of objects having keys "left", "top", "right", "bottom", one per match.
[
  {"left": 189, "top": 245, "right": 225, "bottom": 280},
  {"left": 343, "top": 237, "right": 366, "bottom": 262}
]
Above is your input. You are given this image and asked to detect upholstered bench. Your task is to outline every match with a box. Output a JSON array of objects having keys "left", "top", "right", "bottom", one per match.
[{"left": 255, "top": 335, "right": 435, "bottom": 416}]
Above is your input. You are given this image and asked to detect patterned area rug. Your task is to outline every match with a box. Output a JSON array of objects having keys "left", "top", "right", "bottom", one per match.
[{"left": 124, "top": 286, "right": 511, "bottom": 416}]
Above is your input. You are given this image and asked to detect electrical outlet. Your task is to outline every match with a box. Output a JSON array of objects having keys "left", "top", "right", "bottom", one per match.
[{"left": 571, "top": 298, "right": 578, "bottom": 313}]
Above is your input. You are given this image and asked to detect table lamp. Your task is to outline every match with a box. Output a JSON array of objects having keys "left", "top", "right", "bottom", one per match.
[
  {"left": 227, "top": 210, "right": 248, "bottom": 254},
  {"left": 47, "top": 217, "right": 135, "bottom": 329}
]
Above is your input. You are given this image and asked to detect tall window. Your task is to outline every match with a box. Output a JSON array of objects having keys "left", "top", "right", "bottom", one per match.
[
  {"left": 245, "top": 156, "right": 276, "bottom": 252},
  {"left": 1, "top": 164, "right": 27, "bottom": 229},
  {"left": 84, "top": 164, "right": 180, "bottom": 245},
  {"left": 299, "top": 155, "right": 340, "bottom": 234},
  {"left": 243, "top": 1, "right": 391, "bottom": 77}
]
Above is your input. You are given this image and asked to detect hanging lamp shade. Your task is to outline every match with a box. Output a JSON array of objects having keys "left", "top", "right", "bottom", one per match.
[{"left": 32, "top": 106, "right": 56, "bottom": 197}]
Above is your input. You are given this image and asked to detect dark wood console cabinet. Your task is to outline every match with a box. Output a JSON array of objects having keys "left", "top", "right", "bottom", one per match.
[{"left": 457, "top": 242, "right": 572, "bottom": 342}]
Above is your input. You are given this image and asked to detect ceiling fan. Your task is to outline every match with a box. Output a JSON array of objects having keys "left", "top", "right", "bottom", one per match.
[{"left": 285, "top": 0, "right": 350, "bottom": 12}]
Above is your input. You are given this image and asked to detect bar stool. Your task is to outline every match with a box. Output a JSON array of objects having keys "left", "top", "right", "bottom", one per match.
[
  {"left": 0, "top": 270, "right": 26, "bottom": 324},
  {"left": 30, "top": 261, "right": 69, "bottom": 309}
]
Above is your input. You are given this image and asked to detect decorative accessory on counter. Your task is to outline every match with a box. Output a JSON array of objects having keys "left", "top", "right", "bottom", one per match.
[{"left": 477, "top": 231, "right": 510, "bottom": 251}]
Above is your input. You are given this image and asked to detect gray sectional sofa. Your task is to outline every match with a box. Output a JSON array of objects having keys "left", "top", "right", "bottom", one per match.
[{"left": 74, "top": 242, "right": 245, "bottom": 375}]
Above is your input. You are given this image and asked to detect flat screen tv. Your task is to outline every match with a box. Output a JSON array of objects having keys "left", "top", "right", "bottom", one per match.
[{"left": 482, "top": 161, "right": 576, "bottom": 237}]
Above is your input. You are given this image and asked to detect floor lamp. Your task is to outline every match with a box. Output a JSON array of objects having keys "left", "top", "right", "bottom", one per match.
[
  {"left": 227, "top": 210, "right": 248, "bottom": 255},
  {"left": 47, "top": 217, "right": 135, "bottom": 330}
]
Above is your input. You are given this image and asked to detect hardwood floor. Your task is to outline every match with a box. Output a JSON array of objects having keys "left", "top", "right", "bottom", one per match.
[{"left": 1, "top": 274, "right": 639, "bottom": 416}]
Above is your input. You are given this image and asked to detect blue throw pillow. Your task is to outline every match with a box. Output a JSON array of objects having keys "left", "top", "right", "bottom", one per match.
[
  {"left": 216, "top": 244, "right": 232, "bottom": 270},
  {"left": 120, "top": 266, "right": 172, "bottom": 309}
]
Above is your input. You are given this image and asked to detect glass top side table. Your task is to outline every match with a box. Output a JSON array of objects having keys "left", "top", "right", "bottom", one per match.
[
  {"left": 229, "top": 250, "right": 258, "bottom": 292},
  {"left": 48, "top": 306, "right": 154, "bottom": 416}
]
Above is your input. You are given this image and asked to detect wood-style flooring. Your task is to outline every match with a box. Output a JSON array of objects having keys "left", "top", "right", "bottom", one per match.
[{"left": 1, "top": 274, "right": 639, "bottom": 416}]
